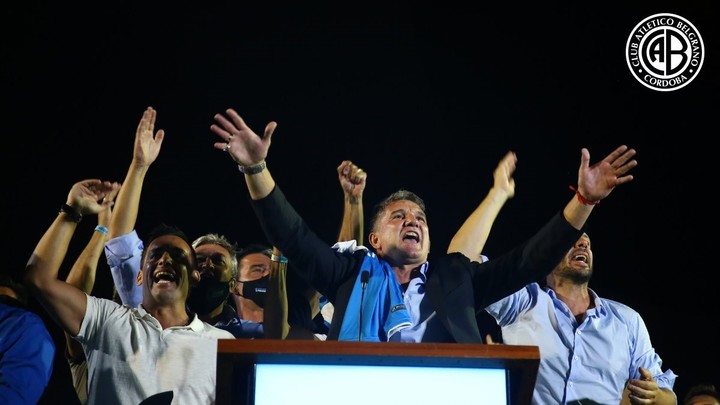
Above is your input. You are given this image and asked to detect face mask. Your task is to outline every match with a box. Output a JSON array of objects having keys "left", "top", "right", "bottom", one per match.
[
  {"left": 239, "top": 275, "right": 268, "bottom": 308},
  {"left": 187, "top": 277, "right": 231, "bottom": 314}
]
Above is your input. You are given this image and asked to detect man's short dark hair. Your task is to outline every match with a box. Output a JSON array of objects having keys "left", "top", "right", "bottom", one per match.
[
  {"left": 684, "top": 384, "right": 720, "bottom": 405},
  {"left": 370, "top": 189, "right": 427, "bottom": 233},
  {"left": 0, "top": 270, "right": 29, "bottom": 305},
  {"left": 236, "top": 244, "right": 272, "bottom": 262},
  {"left": 141, "top": 223, "right": 197, "bottom": 266}
]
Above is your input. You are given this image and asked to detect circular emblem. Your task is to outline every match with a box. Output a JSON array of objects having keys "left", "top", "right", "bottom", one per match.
[{"left": 626, "top": 13, "right": 704, "bottom": 91}]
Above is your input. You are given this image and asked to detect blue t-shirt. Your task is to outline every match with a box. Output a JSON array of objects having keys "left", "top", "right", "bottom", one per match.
[{"left": 0, "top": 299, "right": 56, "bottom": 404}]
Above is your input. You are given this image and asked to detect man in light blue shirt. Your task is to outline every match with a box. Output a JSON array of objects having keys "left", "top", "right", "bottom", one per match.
[{"left": 485, "top": 233, "right": 677, "bottom": 405}]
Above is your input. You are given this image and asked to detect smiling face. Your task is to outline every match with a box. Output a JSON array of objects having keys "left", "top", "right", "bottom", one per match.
[
  {"left": 141, "top": 234, "right": 195, "bottom": 306},
  {"left": 369, "top": 199, "right": 430, "bottom": 266},
  {"left": 549, "top": 233, "right": 593, "bottom": 285}
]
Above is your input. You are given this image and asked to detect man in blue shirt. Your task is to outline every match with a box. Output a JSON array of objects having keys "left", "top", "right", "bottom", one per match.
[
  {"left": 484, "top": 233, "right": 677, "bottom": 404},
  {"left": 0, "top": 271, "right": 55, "bottom": 404}
]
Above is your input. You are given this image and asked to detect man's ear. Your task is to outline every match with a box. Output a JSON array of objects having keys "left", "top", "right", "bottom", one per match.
[
  {"left": 136, "top": 270, "right": 143, "bottom": 286},
  {"left": 368, "top": 232, "right": 380, "bottom": 250},
  {"left": 232, "top": 280, "right": 244, "bottom": 297}
]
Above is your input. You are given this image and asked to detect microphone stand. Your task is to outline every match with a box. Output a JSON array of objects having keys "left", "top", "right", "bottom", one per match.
[{"left": 358, "top": 271, "right": 370, "bottom": 341}]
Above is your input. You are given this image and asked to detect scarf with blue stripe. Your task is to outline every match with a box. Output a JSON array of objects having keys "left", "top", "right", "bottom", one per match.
[{"left": 338, "top": 251, "right": 412, "bottom": 341}]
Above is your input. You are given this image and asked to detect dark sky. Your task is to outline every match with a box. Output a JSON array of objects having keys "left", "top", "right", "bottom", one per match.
[{"left": 3, "top": 2, "right": 718, "bottom": 403}]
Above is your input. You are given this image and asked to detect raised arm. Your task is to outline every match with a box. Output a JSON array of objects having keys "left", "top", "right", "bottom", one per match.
[
  {"left": 447, "top": 151, "right": 516, "bottom": 261},
  {"left": 24, "top": 179, "right": 118, "bottom": 336},
  {"left": 105, "top": 107, "right": 164, "bottom": 306},
  {"left": 263, "top": 160, "right": 366, "bottom": 340},
  {"left": 64, "top": 183, "right": 120, "bottom": 360},
  {"left": 108, "top": 106, "right": 164, "bottom": 239},
  {"left": 336, "top": 160, "right": 366, "bottom": 244},
  {"left": 263, "top": 246, "right": 290, "bottom": 339},
  {"left": 211, "top": 108, "right": 364, "bottom": 298},
  {"left": 562, "top": 145, "right": 637, "bottom": 229},
  {"left": 65, "top": 185, "right": 120, "bottom": 294},
  {"left": 450, "top": 146, "right": 635, "bottom": 263}
]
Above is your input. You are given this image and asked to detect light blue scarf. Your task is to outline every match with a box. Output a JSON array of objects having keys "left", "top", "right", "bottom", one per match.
[{"left": 338, "top": 251, "right": 412, "bottom": 341}]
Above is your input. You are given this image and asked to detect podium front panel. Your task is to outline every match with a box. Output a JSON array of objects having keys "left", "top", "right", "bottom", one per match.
[{"left": 216, "top": 339, "right": 539, "bottom": 405}]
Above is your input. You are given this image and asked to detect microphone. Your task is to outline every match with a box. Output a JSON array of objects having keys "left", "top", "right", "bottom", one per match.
[
  {"left": 361, "top": 270, "right": 370, "bottom": 287},
  {"left": 359, "top": 270, "right": 370, "bottom": 342}
]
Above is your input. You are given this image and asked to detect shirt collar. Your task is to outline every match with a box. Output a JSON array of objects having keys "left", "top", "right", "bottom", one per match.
[{"left": 135, "top": 305, "right": 206, "bottom": 330}]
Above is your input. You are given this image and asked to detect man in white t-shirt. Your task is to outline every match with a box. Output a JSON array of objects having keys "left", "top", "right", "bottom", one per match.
[
  {"left": 26, "top": 182, "right": 234, "bottom": 405},
  {"left": 24, "top": 107, "right": 234, "bottom": 405}
]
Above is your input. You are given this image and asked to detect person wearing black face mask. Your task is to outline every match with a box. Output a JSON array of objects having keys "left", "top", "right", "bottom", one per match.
[
  {"left": 225, "top": 161, "right": 368, "bottom": 340},
  {"left": 187, "top": 276, "right": 232, "bottom": 315},
  {"left": 190, "top": 234, "right": 264, "bottom": 339},
  {"left": 231, "top": 244, "right": 273, "bottom": 326},
  {"left": 232, "top": 244, "right": 318, "bottom": 340},
  {"left": 235, "top": 275, "right": 268, "bottom": 308}
]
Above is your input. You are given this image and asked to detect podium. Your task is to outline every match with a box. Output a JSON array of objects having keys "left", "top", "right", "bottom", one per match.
[{"left": 216, "top": 339, "right": 539, "bottom": 405}]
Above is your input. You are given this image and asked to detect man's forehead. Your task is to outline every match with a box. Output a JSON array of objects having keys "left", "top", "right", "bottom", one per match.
[
  {"left": 241, "top": 252, "right": 271, "bottom": 264},
  {"left": 147, "top": 234, "right": 192, "bottom": 251},
  {"left": 196, "top": 243, "right": 230, "bottom": 256},
  {"left": 385, "top": 200, "right": 424, "bottom": 214}
]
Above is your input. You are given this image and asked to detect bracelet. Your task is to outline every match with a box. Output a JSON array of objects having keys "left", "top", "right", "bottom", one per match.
[
  {"left": 569, "top": 185, "right": 600, "bottom": 206},
  {"left": 94, "top": 225, "right": 109, "bottom": 236},
  {"left": 59, "top": 203, "right": 83, "bottom": 223},
  {"left": 238, "top": 160, "right": 267, "bottom": 175},
  {"left": 271, "top": 254, "right": 288, "bottom": 263}
]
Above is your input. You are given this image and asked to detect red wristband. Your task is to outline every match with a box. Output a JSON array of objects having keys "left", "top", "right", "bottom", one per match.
[{"left": 569, "top": 185, "right": 600, "bottom": 205}]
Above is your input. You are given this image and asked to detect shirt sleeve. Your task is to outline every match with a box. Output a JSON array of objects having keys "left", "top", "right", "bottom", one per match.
[
  {"left": 104, "top": 230, "right": 144, "bottom": 307},
  {"left": 629, "top": 312, "right": 677, "bottom": 391},
  {"left": 484, "top": 283, "right": 538, "bottom": 326}
]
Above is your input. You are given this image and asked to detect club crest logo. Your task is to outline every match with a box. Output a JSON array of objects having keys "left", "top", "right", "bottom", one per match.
[{"left": 626, "top": 13, "right": 704, "bottom": 91}]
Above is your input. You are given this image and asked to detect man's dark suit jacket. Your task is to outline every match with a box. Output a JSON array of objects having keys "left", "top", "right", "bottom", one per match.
[{"left": 251, "top": 186, "right": 582, "bottom": 343}]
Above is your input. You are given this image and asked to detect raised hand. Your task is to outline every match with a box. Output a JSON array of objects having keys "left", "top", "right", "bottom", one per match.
[
  {"left": 337, "top": 160, "right": 367, "bottom": 203},
  {"left": 210, "top": 108, "right": 277, "bottom": 167},
  {"left": 97, "top": 183, "right": 121, "bottom": 227},
  {"left": 66, "top": 179, "right": 120, "bottom": 217},
  {"left": 577, "top": 145, "right": 637, "bottom": 202},
  {"left": 492, "top": 151, "right": 517, "bottom": 200},
  {"left": 132, "top": 107, "right": 164, "bottom": 168}
]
